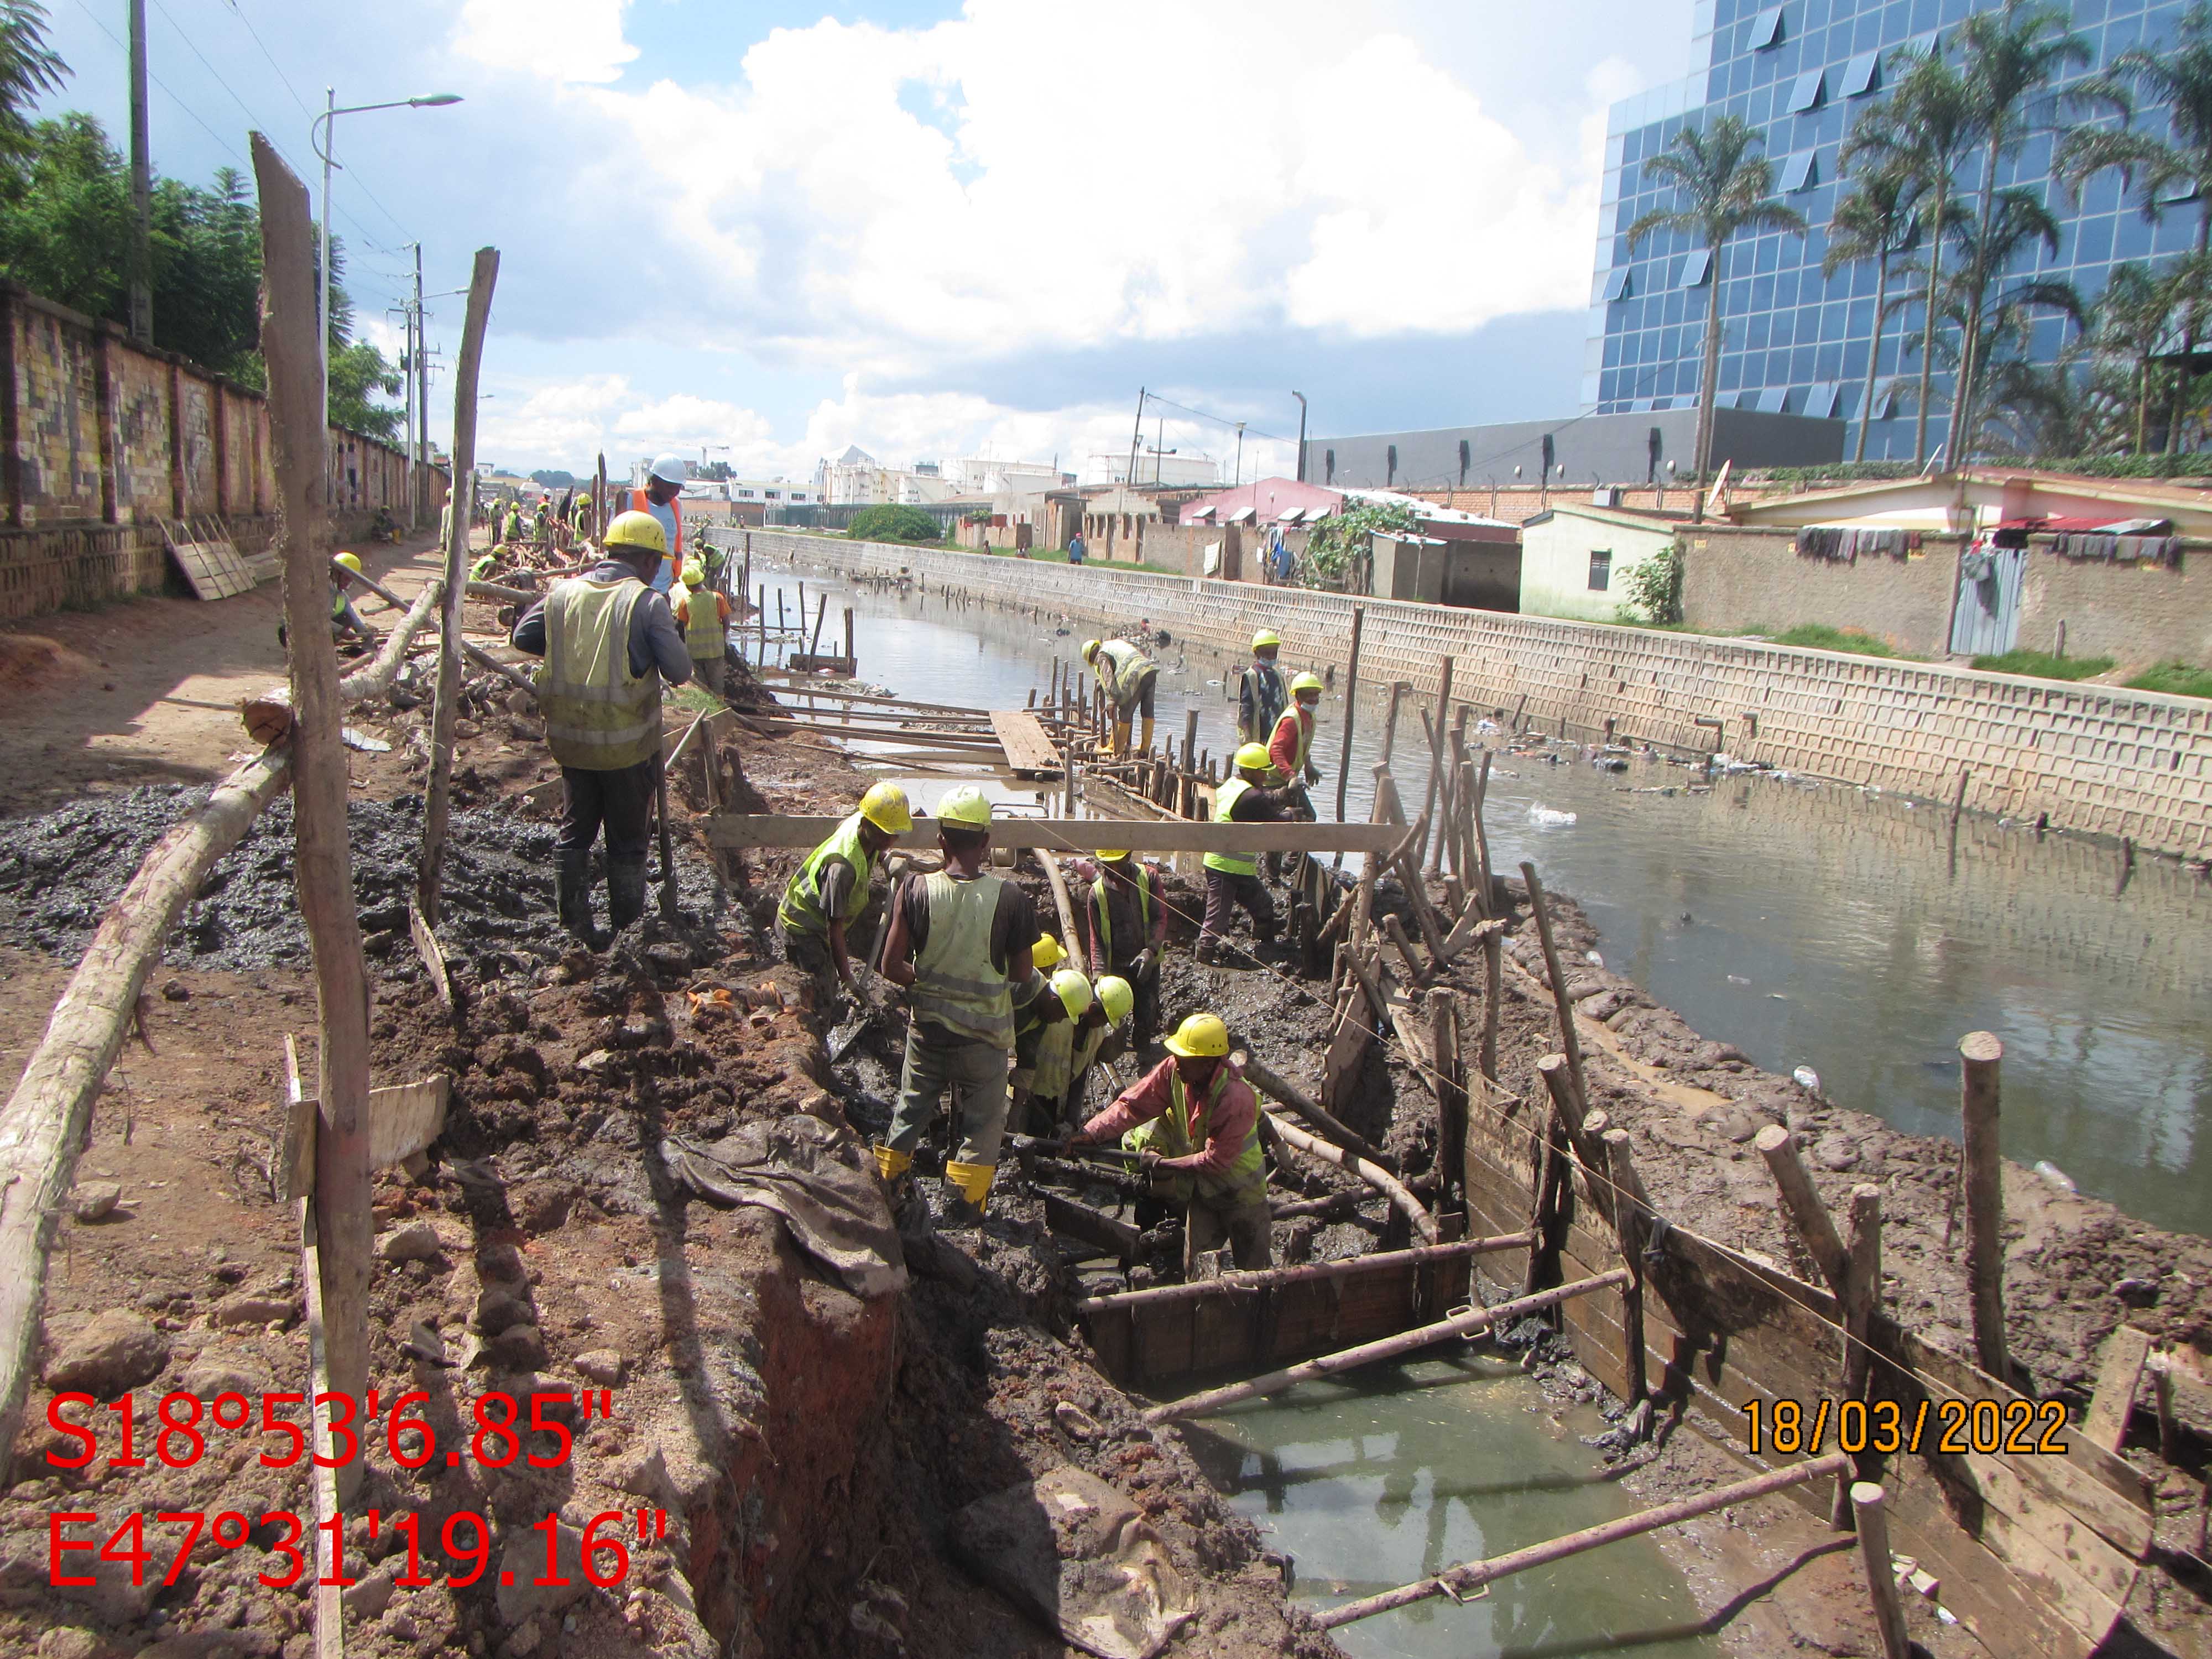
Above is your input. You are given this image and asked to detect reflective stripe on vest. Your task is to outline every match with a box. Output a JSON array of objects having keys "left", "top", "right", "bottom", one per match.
[
  {"left": 779, "top": 813, "right": 873, "bottom": 937},
  {"left": 1204, "top": 777, "right": 1258, "bottom": 876},
  {"left": 679, "top": 588, "right": 723, "bottom": 660},
  {"left": 1090, "top": 869, "right": 1152, "bottom": 965},
  {"left": 1123, "top": 1066, "right": 1264, "bottom": 1203},
  {"left": 910, "top": 872, "right": 1014, "bottom": 1047},
  {"left": 536, "top": 576, "right": 663, "bottom": 771},
  {"left": 1096, "top": 639, "right": 1152, "bottom": 705}
]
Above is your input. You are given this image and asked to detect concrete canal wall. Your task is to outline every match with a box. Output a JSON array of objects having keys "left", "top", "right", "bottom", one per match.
[{"left": 736, "top": 528, "right": 2212, "bottom": 859}]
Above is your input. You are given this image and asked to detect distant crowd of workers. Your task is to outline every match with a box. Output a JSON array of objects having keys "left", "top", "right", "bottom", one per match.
[{"left": 502, "top": 468, "right": 1329, "bottom": 1264}]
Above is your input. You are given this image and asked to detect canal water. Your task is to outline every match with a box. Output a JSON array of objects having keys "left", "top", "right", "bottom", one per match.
[
  {"left": 748, "top": 565, "right": 2212, "bottom": 1241},
  {"left": 1181, "top": 1358, "right": 1717, "bottom": 1656}
]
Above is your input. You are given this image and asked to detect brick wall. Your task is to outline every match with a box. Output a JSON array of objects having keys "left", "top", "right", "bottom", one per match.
[
  {"left": 1681, "top": 524, "right": 1964, "bottom": 656},
  {"left": 2016, "top": 545, "right": 2212, "bottom": 667},
  {"left": 0, "top": 281, "right": 444, "bottom": 619},
  {"left": 740, "top": 528, "right": 2212, "bottom": 857}
]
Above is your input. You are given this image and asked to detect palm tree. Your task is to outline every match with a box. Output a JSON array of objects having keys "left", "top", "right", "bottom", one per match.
[
  {"left": 1946, "top": 0, "right": 2100, "bottom": 465},
  {"left": 2057, "top": 0, "right": 2212, "bottom": 452},
  {"left": 0, "top": 2, "right": 65, "bottom": 160},
  {"left": 2091, "top": 262, "right": 2189, "bottom": 451},
  {"left": 1844, "top": 48, "right": 1980, "bottom": 466},
  {"left": 1824, "top": 160, "right": 1925, "bottom": 462},
  {"left": 1937, "top": 189, "right": 2083, "bottom": 458},
  {"left": 1627, "top": 116, "right": 1806, "bottom": 519}
]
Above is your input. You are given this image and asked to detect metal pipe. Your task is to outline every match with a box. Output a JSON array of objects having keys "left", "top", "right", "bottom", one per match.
[{"left": 1077, "top": 1232, "right": 1532, "bottom": 1314}]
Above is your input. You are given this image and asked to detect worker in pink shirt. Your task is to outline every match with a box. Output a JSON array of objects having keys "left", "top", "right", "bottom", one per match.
[{"left": 1070, "top": 1011, "right": 1271, "bottom": 1274}]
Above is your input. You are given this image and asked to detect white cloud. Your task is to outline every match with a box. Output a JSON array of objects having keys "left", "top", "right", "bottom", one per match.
[{"left": 453, "top": 0, "right": 637, "bottom": 85}]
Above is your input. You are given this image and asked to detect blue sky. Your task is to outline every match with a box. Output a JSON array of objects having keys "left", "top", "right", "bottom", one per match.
[{"left": 31, "top": 0, "right": 1694, "bottom": 481}]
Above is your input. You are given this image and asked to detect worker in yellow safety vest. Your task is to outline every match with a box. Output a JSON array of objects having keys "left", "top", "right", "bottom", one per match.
[
  {"left": 778, "top": 782, "right": 912, "bottom": 1011},
  {"left": 1086, "top": 850, "right": 1165, "bottom": 1049},
  {"left": 1070, "top": 1011, "right": 1271, "bottom": 1273},
  {"left": 1267, "top": 671, "right": 1325, "bottom": 787},
  {"left": 875, "top": 786, "right": 1041, "bottom": 1228},
  {"left": 508, "top": 510, "right": 693, "bottom": 944},
  {"left": 281, "top": 551, "right": 378, "bottom": 652},
  {"left": 1197, "top": 744, "right": 1306, "bottom": 964},
  {"left": 1237, "top": 629, "right": 1288, "bottom": 747},
  {"left": 1011, "top": 947, "right": 1092, "bottom": 1135},
  {"left": 1081, "top": 636, "right": 1157, "bottom": 756},
  {"left": 672, "top": 562, "right": 732, "bottom": 697}
]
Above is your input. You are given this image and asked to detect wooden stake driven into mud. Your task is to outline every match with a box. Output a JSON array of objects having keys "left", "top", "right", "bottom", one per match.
[
  {"left": 418, "top": 247, "right": 500, "bottom": 926},
  {"left": 1603, "top": 1128, "right": 1651, "bottom": 1409},
  {"left": 1959, "top": 1031, "right": 2009, "bottom": 1380},
  {"left": 253, "top": 133, "right": 373, "bottom": 1486},
  {"left": 1833, "top": 1183, "right": 1883, "bottom": 1527},
  {"left": 1754, "top": 1124, "right": 1850, "bottom": 1292},
  {"left": 1852, "top": 1483, "right": 1913, "bottom": 1659},
  {"left": 1235, "top": 1050, "right": 1395, "bottom": 1168},
  {"left": 1519, "top": 863, "right": 1590, "bottom": 1120}
]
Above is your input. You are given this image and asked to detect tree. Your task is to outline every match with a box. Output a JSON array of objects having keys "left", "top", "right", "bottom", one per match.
[
  {"left": 2057, "top": 0, "right": 2212, "bottom": 451},
  {"left": 1945, "top": 0, "right": 2099, "bottom": 465},
  {"left": 1844, "top": 46, "right": 1981, "bottom": 467},
  {"left": 1824, "top": 160, "right": 1926, "bottom": 462},
  {"left": 1937, "top": 188, "right": 2084, "bottom": 456},
  {"left": 0, "top": 1, "right": 64, "bottom": 161},
  {"left": 847, "top": 503, "right": 943, "bottom": 544},
  {"left": 1627, "top": 116, "right": 1806, "bottom": 518},
  {"left": 2091, "top": 261, "right": 2191, "bottom": 451}
]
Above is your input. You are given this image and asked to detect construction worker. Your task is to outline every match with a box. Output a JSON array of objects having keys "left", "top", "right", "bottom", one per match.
[
  {"left": 672, "top": 563, "right": 733, "bottom": 697},
  {"left": 1237, "top": 629, "right": 1289, "bottom": 747},
  {"left": 1268, "top": 671, "right": 1325, "bottom": 788},
  {"left": 1012, "top": 951, "right": 1092, "bottom": 1136},
  {"left": 616, "top": 453, "right": 689, "bottom": 593},
  {"left": 778, "top": 782, "right": 912, "bottom": 1011},
  {"left": 1197, "top": 743, "right": 1306, "bottom": 964},
  {"left": 283, "top": 551, "right": 378, "bottom": 651},
  {"left": 533, "top": 497, "right": 553, "bottom": 548},
  {"left": 1070, "top": 1011, "right": 1271, "bottom": 1274},
  {"left": 508, "top": 510, "right": 692, "bottom": 943},
  {"left": 1087, "top": 850, "right": 1165, "bottom": 1050},
  {"left": 572, "top": 495, "right": 596, "bottom": 545},
  {"left": 1061, "top": 973, "right": 1133, "bottom": 1121},
  {"left": 1082, "top": 635, "right": 1157, "bottom": 756},
  {"left": 469, "top": 548, "right": 500, "bottom": 582},
  {"left": 503, "top": 500, "right": 524, "bottom": 548},
  {"left": 875, "top": 786, "right": 1040, "bottom": 1227}
]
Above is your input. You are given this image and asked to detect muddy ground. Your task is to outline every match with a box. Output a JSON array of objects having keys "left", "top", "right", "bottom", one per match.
[{"left": 3, "top": 545, "right": 2211, "bottom": 1655}]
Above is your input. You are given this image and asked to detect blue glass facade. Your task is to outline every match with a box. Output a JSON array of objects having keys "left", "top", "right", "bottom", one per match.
[{"left": 1585, "top": 0, "right": 2201, "bottom": 458}]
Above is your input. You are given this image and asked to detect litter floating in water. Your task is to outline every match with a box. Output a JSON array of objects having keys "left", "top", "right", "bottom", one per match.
[
  {"left": 1527, "top": 805, "right": 1578, "bottom": 827},
  {"left": 1792, "top": 1066, "right": 1820, "bottom": 1091},
  {"left": 1728, "top": 974, "right": 1750, "bottom": 985},
  {"left": 1585, "top": 950, "right": 1604, "bottom": 967},
  {"left": 2034, "top": 1160, "right": 2078, "bottom": 1195}
]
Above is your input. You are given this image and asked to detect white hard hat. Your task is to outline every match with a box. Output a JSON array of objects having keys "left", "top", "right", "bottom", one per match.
[{"left": 648, "top": 453, "right": 687, "bottom": 485}]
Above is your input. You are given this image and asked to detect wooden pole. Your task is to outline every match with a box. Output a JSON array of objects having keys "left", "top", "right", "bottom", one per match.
[
  {"left": 1480, "top": 926, "right": 1502, "bottom": 1084},
  {"left": 1416, "top": 655, "right": 1453, "bottom": 868},
  {"left": 1833, "top": 1182, "right": 1883, "bottom": 1527},
  {"left": 1520, "top": 862, "right": 1590, "bottom": 1119},
  {"left": 1471, "top": 749, "right": 1495, "bottom": 915},
  {"left": 1145, "top": 1269, "right": 1630, "bottom": 1423},
  {"left": 1319, "top": 1451, "right": 1853, "bottom": 1628},
  {"left": 757, "top": 586, "right": 767, "bottom": 661},
  {"left": 1851, "top": 1484, "right": 1912, "bottom": 1659},
  {"left": 1268, "top": 1113, "right": 1436, "bottom": 1243},
  {"left": 1236, "top": 1050, "right": 1396, "bottom": 1168},
  {"left": 1431, "top": 988, "right": 1465, "bottom": 1209},
  {"left": 1754, "top": 1124, "right": 1851, "bottom": 1293},
  {"left": 252, "top": 134, "right": 371, "bottom": 1490},
  {"left": 1603, "top": 1128, "right": 1651, "bottom": 1407},
  {"left": 843, "top": 606, "right": 855, "bottom": 670},
  {"left": 1077, "top": 1232, "right": 1532, "bottom": 1313},
  {"left": 418, "top": 247, "right": 499, "bottom": 926},
  {"left": 1335, "top": 604, "right": 1364, "bottom": 826},
  {"left": 1379, "top": 681, "right": 1407, "bottom": 769},
  {"left": 1959, "top": 1030, "right": 2008, "bottom": 1380}
]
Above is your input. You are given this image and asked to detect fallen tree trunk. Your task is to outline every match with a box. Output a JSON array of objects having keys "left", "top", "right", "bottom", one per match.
[
  {"left": 0, "top": 744, "right": 293, "bottom": 1483},
  {"left": 345, "top": 562, "right": 536, "bottom": 698},
  {"left": 1267, "top": 1112, "right": 1436, "bottom": 1243},
  {"left": 238, "top": 575, "right": 447, "bottom": 747}
]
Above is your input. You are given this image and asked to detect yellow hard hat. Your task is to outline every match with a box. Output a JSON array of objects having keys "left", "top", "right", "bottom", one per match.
[
  {"left": 1094, "top": 849, "right": 1130, "bottom": 863},
  {"left": 333, "top": 551, "right": 363, "bottom": 574},
  {"left": 1251, "top": 629, "right": 1280, "bottom": 651},
  {"left": 680, "top": 561, "right": 705, "bottom": 587},
  {"left": 1291, "top": 671, "right": 1324, "bottom": 696},
  {"left": 1164, "top": 1012, "right": 1229, "bottom": 1058},
  {"left": 1081, "top": 638, "right": 1101, "bottom": 661},
  {"left": 1050, "top": 969, "right": 1094, "bottom": 1020},
  {"left": 1234, "top": 742, "right": 1272, "bottom": 773},
  {"left": 858, "top": 781, "right": 912, "bottom": 835},
  {"left": 604, "top": 509, "right": 670, "bottom": 557},
  {"left": 1032, "top": 931, "right": 1066, "bottom": 970},
  {"left": 1095, "top": 974, "right": 1134, "bottom": 1024},
  {"left": 937, "top": 785, "right": 993, "bottom": 828}
]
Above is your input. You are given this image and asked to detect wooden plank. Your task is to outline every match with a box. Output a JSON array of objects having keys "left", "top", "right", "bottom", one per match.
[
  {"left": 990, "top": 708, "right": 1065, "bottom": 775},
  {"left": 408, "top": 901, "right": 453, "bottom": 1015},
  {"left": 2082, "top": 1327, "right": 2154, "bottom": 1454},
  {"left": 280, "top": 1035, "right": 315, "bottom": 1203},
  {"left": 708, "top": 814, "right": 1403, "bottom": 854},
  {"left": 298, "top": 1196, "right": 347, "bottom": 1659},
  {"left": 368, "top": 1077, "right": 449, "bottom": 1168}
]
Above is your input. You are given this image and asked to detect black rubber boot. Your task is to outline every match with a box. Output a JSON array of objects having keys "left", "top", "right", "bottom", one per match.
[
  {"left": 607, "top": 854, "right": 649, "bottom": 934},
  {"left": 555, "top": 849, "right": 599, "bottom": 943}
]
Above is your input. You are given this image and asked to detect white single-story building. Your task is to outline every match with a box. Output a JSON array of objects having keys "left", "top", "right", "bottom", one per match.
[{"left": 1518, "top": 501, "right": 1689, "bottom": 622}]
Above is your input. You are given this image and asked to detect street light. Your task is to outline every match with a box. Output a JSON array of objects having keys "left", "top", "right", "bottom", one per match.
[
  {"left": 1291, "top": 392, "right": 1307, "bottom": 483},
  {"left": 312, "top": 89, "right": 463, "bottom": 425}
]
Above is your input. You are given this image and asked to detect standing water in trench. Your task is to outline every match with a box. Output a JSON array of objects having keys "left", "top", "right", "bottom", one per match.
[{"left": 749, "top": 562, "right": 2212, "bottom": 1237}]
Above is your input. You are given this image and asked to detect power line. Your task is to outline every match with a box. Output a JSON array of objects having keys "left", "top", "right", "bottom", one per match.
[
  {"left": 217, "top": 0, "right": 314, "bottom": 121},
  {"left": 1142, "top": 392, "right": 1298, "bottom": 447}
]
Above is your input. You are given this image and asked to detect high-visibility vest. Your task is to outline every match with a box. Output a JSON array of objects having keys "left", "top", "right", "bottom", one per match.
[
  {"left": 1095, "top": 639, "right": 1152, "bottom": 706},
  {"left": 675, "top": 589, "right": 723, "bottom": 662},
  {"left": 1121, "top": 1064, "right": 1265, "bottom": 1204},
  {"left": 909, "top": 872, "right": 1014, "bottom": 1047},
  {"left": 329, "top": 583, "right": 349, "bottom": 622},
  {"left": 778, "top": 813, "right": 873, "bottom": 937},
  {"left": 1204, "top": 778, "right": 1258, "bottom": 877},
  {"left": 1090, "top": 868, "right": 1152, "bottom": 966},
  {"left": 535, "top": 576, "right": 662, "bottom": 771},
  {"left": 1270, "top": 704, "right": 1315, "bottom": 780},
  {"left": 1239, "top": 660, "right": 1287, "bottom": 744},
  {"left": 623, "top": 488, "right": 684, "bottom": 580}
]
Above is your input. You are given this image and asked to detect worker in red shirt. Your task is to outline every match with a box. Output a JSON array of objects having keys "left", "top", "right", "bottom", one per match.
[
  {"left": 1267, "top": 670, "right": 1324, "bottom": 787},
  {"left": 1070, "top": 1012, "right": 1270, "bottom": 1274}
]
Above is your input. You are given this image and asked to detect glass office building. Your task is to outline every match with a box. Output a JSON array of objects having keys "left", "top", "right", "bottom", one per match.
[{"left": 1585, "top": 0, "right": 2200, "bottom": 459}]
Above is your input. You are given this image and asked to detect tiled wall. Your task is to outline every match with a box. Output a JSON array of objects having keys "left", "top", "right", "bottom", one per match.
[{"left": 747, "top": 529, "right": 2212, "bottom": 857}]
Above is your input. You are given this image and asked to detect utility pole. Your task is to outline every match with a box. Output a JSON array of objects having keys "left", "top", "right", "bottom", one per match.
[
  {"left": 1234, "top": 421, "right": 1246, "bottom": 490},
  {"left": 414, "top": 244, "right": 429, "bottom": 529},
  {"left": 126, "top": 0, "right": 153, "bottom": 344},
  {"left": 1292, "top": 390, "right": 1308, "bottom": 483},
  {"left": 1126, "top": 387, "right": 1145, "bottom": 488}
]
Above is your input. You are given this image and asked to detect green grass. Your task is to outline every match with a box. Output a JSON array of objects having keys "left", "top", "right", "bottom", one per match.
[
  {"left": 1969, "top": 649, "right": 2116, "bottom": 681},
  {"left": 1766, "top": 623, "right": 1917, "bottom": 659},
  {"left": 2125, "top": 660, "right": 2212, "bottom": 700}
]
